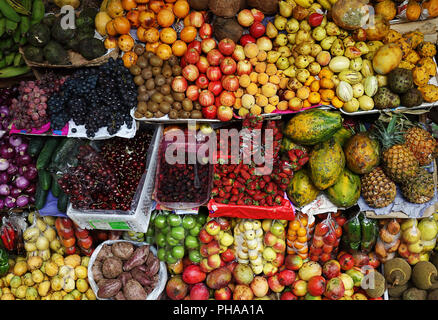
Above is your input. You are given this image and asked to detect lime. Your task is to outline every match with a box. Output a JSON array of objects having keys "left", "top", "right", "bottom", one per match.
[
  {"left": 185, "top": 235, "right": 199, "bottom": 249},
  {"left": 172, "top": 246, "right": 185, "bottom": 259},
  {"left": 157, "top": 248, "right": 166, "bottom": 261},
  {"left": 154, "top": 215, "right": 167, "bottom": 229},
  {"left": 189, "top": 250, "right": 202, "bottom": 263},
  {"left": 166, "top": 251, "right": 178, "bottom": 265},
  {"left": 155, "top": 233, "right": 166, "bottom": 248},
  {"left": 161, "top": 225, "right": 170, "bottom": 235},
  {"left": 196, "top": 214, "right": 207, "bottom": 226},
  {"left": 171, "top": 226, "right": 185, "bottom": 241},
  {"left": 182, "top": 215, "right": 196, "bottom": 229},
  {"left": 166, "top": 233, "right": 180, "bottom": 246},
  {"left": 167, "top": 214, "right": 182, "bottom": 227},
  {"left": 189, "top": 224, "right": 202, "bottom": 237}
]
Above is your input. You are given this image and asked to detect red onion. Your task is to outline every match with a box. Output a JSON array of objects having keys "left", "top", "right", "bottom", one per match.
[
  {"left": 0, "top": 172, "right": 9, "bottom": 184},
  {"left": 17, "top": 155, "right": 31, "bottom": 166},
  {"left": 16, "top": 195, "right": 28, "bottom": 207},
  {"left": 0, "top": 144, "right": 15, "bottom": 159},
  {"left": 0, "top": 184, "right": 9, "bottom": 196},
  {"left": 0, "top": 158, "right": 9, "bottom": 171},
  {"left": 14, "top": 175, "right": 29, "bottom": 189},
  {"left": 0, "top": 106, "right": 9, "bottom": 118},
  {"left": 15, "top": 143, "right": 28, "bottom": 156},
  {"left": 0, "top": 198, "right": 4, "bottom": 210},
  {"left": 9, "top": 135, "right": 22, "bottom": 147},
  {"left": 5, "top": 196, "right": 15, "bottom": 208},
  {"left": 6, "top": 163, "right": 17, "bottom": 175},
  {"left": 10, "top": 187, "right": 21, "bottom": 198},
  {"left": 23, "top": 164, "right": 37, "bottom": 181},
  {"left": 29, "top": 195, "right": 35, "bottom": 204},
  {"left": 24, "top": 184, "right": 36, "bottom": 195}
]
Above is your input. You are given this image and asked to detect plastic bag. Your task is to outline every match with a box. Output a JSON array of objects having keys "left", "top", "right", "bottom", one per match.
[
  {"left": 0, "top": 213, "right": 26, "bottom": 254},
  {"left": 23, "top": 211, "right": 59, "bottom": 260},
  {"left": 309, "top": 213, "right": 342, "bottom": 263},
  {"left": 87, "top": 240, "right": 167, "bottom": 300},
  {"left": 286, "top": 212, "right": 315, "bottom": 260},
  {"left": 375, "top": 219, "right": 401, "bottom": 262},
  {"left": 234, "top": 219, "right": 265, "bottom": 275}
]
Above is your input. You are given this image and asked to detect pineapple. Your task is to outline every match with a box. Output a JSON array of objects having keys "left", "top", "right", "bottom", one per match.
[
  {"left": 401, "top": 168, "right": 435, "bottom": 204},
  {"left": 373, "top": 116, "right": 419, "bottom": 184},
  {"left": 361, "top": 167, "right": 397, "bottom": 208},
  {"left": 404, "top": 126, "right": 438, "bottom": 166}
]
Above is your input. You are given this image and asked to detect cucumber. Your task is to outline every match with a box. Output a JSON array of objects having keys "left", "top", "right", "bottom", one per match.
[
  {"left": 28, "top": 136, "right": 46, "bottom": 157},
  {"left": 35, "top": 181, "right": 48, "bottom": 210},
  {"left": 51, "top": 175, "right": 61, "bottom": 197},
  {"left": 57, "top": 191, "right": 69, "bottom": 213},
  {"left": 38, "top": 169, "right": 51, "bottom": 191},
  {"left": 50, "top": 137, "right": 68, "bottom": 163},
  {"left": 36, "top": 137, "right": 60, "bottom": 170}
]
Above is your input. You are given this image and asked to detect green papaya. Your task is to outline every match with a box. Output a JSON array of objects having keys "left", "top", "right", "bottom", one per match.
[
  {"left": 344, "top": 132, "right": 380, "bottom": 174},
  {"left": 332, "top": 127, "right": 353, "bottom": 147},
  {"left": 309, "top": 138, "right": 345, "bottom": 190},
  {"left": 287, "top": 168, "right": 320, "bottom": 207},
  {"left": 326, "top": 168, "right": 361, "bottom": 207},
  {"left": 283, "top": 109, "right": 343, "bottom": 146}
]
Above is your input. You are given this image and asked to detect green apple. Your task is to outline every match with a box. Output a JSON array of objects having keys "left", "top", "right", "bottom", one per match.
[
  {"left": 262, "top": 247, "right": 277, "bottom": 262},
  {"left": 418, "top": 218, "right": 438, "bottom": 241},
  {"left": 408, "top": 241, "right": 424, "bottom": 254}
]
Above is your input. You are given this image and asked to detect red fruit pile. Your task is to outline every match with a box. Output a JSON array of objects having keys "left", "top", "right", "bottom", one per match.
[
  {"left": 55, "top": 217, "right": 94, "bottom": 256},
  {"left": 309, "top": 214, "right": 343, "bottom": 263}
]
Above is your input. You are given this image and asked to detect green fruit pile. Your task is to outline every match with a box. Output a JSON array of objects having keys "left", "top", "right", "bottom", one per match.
[{"left": 150, "top": 210, "right": 207, "bottom": 265}]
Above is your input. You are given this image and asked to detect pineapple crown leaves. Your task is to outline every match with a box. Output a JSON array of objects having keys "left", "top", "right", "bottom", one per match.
[{"left": 371, "top": 113, "right": 408, "bottom": 151}]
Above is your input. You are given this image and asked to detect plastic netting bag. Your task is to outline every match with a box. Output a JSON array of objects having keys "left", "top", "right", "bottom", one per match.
[
  {"left": 0, "top": 212, "right": 26, "bottom": 253},
  {"left": 375, "top": 219, "right": 401, "bottom": 262},
  {"left": 23, "top": 211, "right": 59, "bottom": 260},
  {"left": 309, "top": 213, "right": 342, "bottom": 263},
  {"left": 286, "top": 212, "right": 315, "bottom": 260}
]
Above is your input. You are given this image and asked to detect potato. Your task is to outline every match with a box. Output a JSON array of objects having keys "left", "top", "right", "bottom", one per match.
[
  {"left": 111, "top": 242, "right": 135, "bottom": 260},
  {"left": 97, "top": 279, "right": 122, "bottom": 299},
  {"left": 123, "top": 279, "right": 147, "bottom": 300},
  {"left": 96, "top": 244, "right": 113, "bottom": 262},
  {"left": 123, "top": 245, "right": 150, "bottom": 272},
  {"left": 213, "top": 17, "right": 244, "bottom": 43},
  {"left": 114, "top": 291, "right": 126, "bottom": 300},
  {"left": 102, "top": 257, "right": 123, "bottom": 279},
  {"left": 92, "top": 262, "right": 104, "bottom": 282},
  {"left": 118, "top": 272, "right": 133, "bottom": 287}
]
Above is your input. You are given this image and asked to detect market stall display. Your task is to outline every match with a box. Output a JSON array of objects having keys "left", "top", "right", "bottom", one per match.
[{"left": 2, "top": 0, "right": 438, "bottom": 302}]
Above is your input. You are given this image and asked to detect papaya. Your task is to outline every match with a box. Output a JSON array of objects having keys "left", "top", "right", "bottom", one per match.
[
  {"left": 287, "top": 169, "right": 320, "bottom": 207},
  {"left": 283, "top": 109, "right": 343, "bottom": 146},
  {"left": 309, "top": 138, "right": 345, "bottom": 190},
  {"left": 326, "top": 168, "right": 361, "bottom": 207},
  {"left": 332, "top": 127, "right": 354, "bottom": 147},
  {"left": 343, "top": 132, "right": 380, "bottom": 174}
]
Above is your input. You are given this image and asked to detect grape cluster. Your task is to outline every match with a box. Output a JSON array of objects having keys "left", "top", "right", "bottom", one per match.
[
  {"left": 10, "top": 73, "right": 65, "bottom": 130},
  {"left": 47, "top": 58, "right": 136, "bottom": 138}
]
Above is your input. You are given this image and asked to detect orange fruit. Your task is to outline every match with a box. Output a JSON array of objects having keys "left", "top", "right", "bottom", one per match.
[
  {"left": 126, "top": 9, "right": 140, "bottom": 28},
  {"left": 62, "top": 237, "right": 76, "bottom": 248},
  {"left": 157, "top": 8, "right": 175, "bottom": 27},
  {"left": 144, "top": 27, "right": 160, "bottom": 43},
  {"left": 297, "top": 236, "right": 308, "bottom": 243},
  {"left": 149, "top": 0, "right": 165, "bottom": 13},
  {"left": 105, "top": 20, "right": 118, "bottom": 36},
  {"left": 293, "top": 242, "right": 304, "bottom": 249},
  {"left": 139, "top": 10, "right": 158, "bottom": 28},
  {"left": 104, "top": 36, "right": 118, "bottom": 49},
  {"left": 173, "top": 0, "right": 190, "bottom": 18},
  {"left": 297, "top": 228, "right": 307, "bottom": 237},
  {"left": 180, "top": 26, "right": 197, "bottom": 43},
  {"left": 113, "top": 16, "right": 131, "bottom": 35},
  {"left": 146, "top": 41, "right": 160, "bottom": 53},
  {"left": 156, "top": 43, "right": 172, "bottom": 60},
  {"left": 297, "top": 246, "right": 308, "bottom": 254},
  {"left": 122, "top": 0, "right": 137, "bottom": 11},
  {"left": 122, "top": 51, "right": 138, "bottom": 68},
  {"left": 172, "top": 40, "right": 187, "bottom": 56},
  {"left": 159, "top": 27, "right": 177, "bottom": 44},
  {"left": 183, "top": 15, "right": 191, "bottom": 26},
  {"left": 290, "top": 220, "right": 300, "bottom": 231},
  {"left": 118, "top": 34, "right": 135, "bottom": 52}
]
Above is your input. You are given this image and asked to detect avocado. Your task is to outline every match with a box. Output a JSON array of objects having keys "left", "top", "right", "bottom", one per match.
[
  {"left": 76, "top": 15, "right": 94, "bottom": 30},
  {"left": 51, "top": 18, "right": 76, "bottom": 45},
  {"left": 78, "top": 38, "right": 106, "bottom": 60},
  {"left": 66, "top": 38, "right": 81, "bottom": 51},
  {"left": 43, "top": 41, "right": 69, "bottom": 65},
  {"left": 79, "top": 7, "right": 98, "bottom": 20},
  {"left": 26, "top": 23, "right": 51, "bottom": 48},
  {"left": 41, "top": 14, "right": 57, "bottom": 28},
  {"left": 23, "top": 45, "right": 44, "bottom": 62}
]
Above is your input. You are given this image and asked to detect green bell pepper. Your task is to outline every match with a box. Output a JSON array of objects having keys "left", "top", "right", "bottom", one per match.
[{"left": 0, "top": 248, "right": 9, "bottom": 276}]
